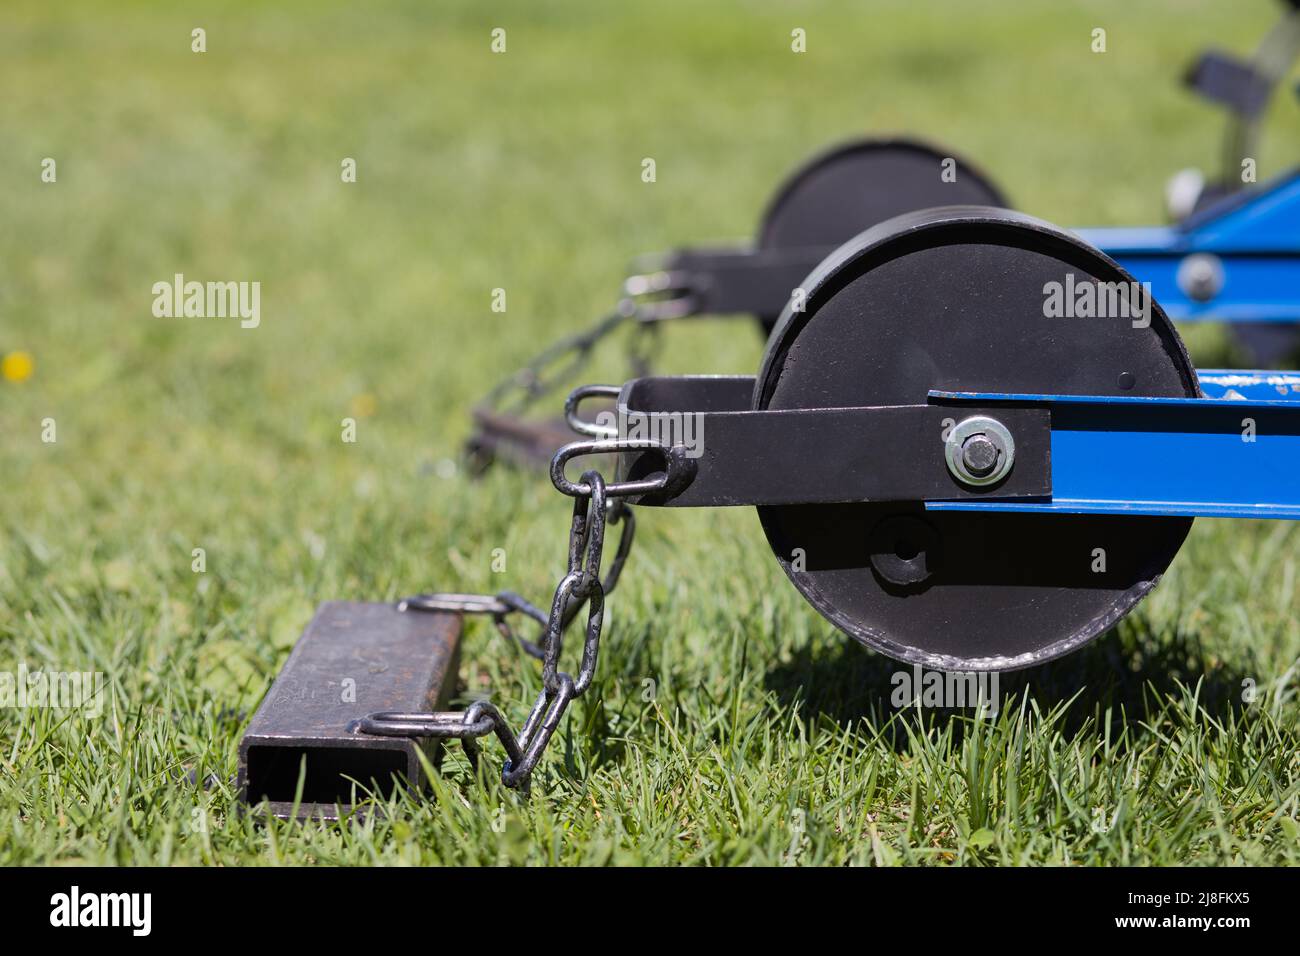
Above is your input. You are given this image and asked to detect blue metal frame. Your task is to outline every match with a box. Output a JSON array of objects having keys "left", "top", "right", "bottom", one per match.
[
  {"left": 1197, "top": 368, "right": 1300, "bottom": 402},
  {"left": 1076, "top": 169, "right": 1300, "bottom": 324},
  {"left": 927, "top": 371, "right": 1300, "bottom": 520}
]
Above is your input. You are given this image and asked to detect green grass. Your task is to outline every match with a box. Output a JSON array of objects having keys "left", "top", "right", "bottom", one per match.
[{"left": 2, "top": 0, "right": 1299, "bottom": 865}]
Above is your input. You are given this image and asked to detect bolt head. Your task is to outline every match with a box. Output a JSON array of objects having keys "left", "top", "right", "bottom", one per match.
[
  {"left": 1177, "top": 253, "right": 1224, "bottom": 303},
  {"left": 961, "top": 434, "right": 999, "bottom": 476},
  {"left": 944, "top": 415, "right": 1016, "bottom": 488}
]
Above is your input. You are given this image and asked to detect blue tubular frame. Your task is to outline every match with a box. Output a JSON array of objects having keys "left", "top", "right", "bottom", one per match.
[
  {"left": 1076, "top": 170, "right": 1300, "bottom": 324},
  {"left": 927, "top": 374, "right": 1300, "bottom": 520}
]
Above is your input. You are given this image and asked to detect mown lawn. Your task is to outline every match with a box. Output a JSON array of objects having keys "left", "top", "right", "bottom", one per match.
[{"left": 1, "top": 0, "right": 1298, "bottom": 865}]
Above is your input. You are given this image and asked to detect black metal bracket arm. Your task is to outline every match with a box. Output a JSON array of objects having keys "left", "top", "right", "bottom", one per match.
[
  {"left": 1185, "top": 50, "right": 1275, "bottom": 119},
  {"left": 602, "top": 375, "right": 1053, "bottom": 508},
  {"left": 633, "top": 246, "right": 831, "bottom": 319}
]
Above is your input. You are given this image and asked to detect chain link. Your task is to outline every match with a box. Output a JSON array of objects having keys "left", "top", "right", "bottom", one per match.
[
  {"left": 360, "top": 420, "right": 690, "bottom": 790},
  {"left": 472, "top": 305, "right": 657, "bottom": 427},
  {"left": 468, "top": 265, "right": 698, "bottom": 436}
]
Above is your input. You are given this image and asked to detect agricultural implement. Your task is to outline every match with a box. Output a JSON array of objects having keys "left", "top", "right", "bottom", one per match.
[
  {"left": 242, "top": 204, "right": 1300, "bottom": 815},
  {"left": 241, "top": 5, "right": 1300, "bottom": 815},
  {"left": 469, "top": 3, "right": 1300, "bottom": 467},
  {"left": 469, "top": 135, "right": 1300, "bottom": 470}
]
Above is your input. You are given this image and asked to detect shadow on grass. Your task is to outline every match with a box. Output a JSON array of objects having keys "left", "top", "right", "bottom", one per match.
[{"left": 762, "top": 618, "right": 1255, "bottom": 746}]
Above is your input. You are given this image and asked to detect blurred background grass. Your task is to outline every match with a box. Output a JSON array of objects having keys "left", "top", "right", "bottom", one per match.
[{"left": 1, "top": 0, "right": 1298, "bottom": 865}]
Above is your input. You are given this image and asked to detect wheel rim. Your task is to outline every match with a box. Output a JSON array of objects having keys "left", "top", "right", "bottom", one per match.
[
  {"left": 755, "top": 138, "right": 1009, "bottom": 334},
  {"left": 754, "top": 207, "right": 1198, "bottom": 671}
]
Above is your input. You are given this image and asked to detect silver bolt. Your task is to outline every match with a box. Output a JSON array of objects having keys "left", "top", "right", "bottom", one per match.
[
  {"left": 1176, "top": 253, "right": 1224, "bottom": 303},
  {"left": 961, "top": 434, "right": 999, "bottom": 476},
  {"left": 945, "top": 416, "right": 1016, "bottom": 487}
]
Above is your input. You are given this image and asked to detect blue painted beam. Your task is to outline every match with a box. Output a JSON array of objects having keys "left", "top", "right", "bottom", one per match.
[
  {"left": 927, "top": 388, "right": 1300, "bottom": 520},
  {"left": 1075, "top": 169, "right": 1300, "bottom": 324}
]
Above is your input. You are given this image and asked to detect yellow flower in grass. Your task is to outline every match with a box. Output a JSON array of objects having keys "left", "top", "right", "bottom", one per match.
[
  {"left": 2, "top": 350, "right": 34, "bottom": 383},
  {"left": 350, "top": 392, "right": 378, "bottom": 418}
]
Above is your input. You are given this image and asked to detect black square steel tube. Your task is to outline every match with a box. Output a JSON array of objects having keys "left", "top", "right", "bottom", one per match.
[{"left": 238, "top": 601, "right": 461, "bottom": 820}]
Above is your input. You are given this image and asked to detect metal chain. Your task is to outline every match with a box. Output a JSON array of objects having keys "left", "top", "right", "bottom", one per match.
[
  {"left": 475, "top": 308, "right": 633, "bottom": 419},
  {"left": 359, "top": 430, "right": 691, "bottom": 790},
  {"left": 471, "top": 267, "right": 696, "bottom": 425}
]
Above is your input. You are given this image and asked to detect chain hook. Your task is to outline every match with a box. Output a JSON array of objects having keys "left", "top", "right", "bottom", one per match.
[{"left": 369, "top": 440, "right": 664, "bottom": 789}]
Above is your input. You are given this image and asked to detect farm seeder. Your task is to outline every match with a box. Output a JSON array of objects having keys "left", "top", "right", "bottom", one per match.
[
  {"left": 469, "top": 133, "right": 1300, "bottom": 468},
  {"left": 241, "top": 201, "right": 1300, "bottom": 815},
  {"left": 470, "top": 2, "right": 1300, "bottom": 466},
  {"left": 239, "top": 7, "right": 1300, "bottom": 817}
]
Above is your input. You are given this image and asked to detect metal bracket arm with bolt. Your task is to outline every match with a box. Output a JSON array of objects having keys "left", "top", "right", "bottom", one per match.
[{"left": 601, "top": 373, "right": 1300, "bottom": 520}]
